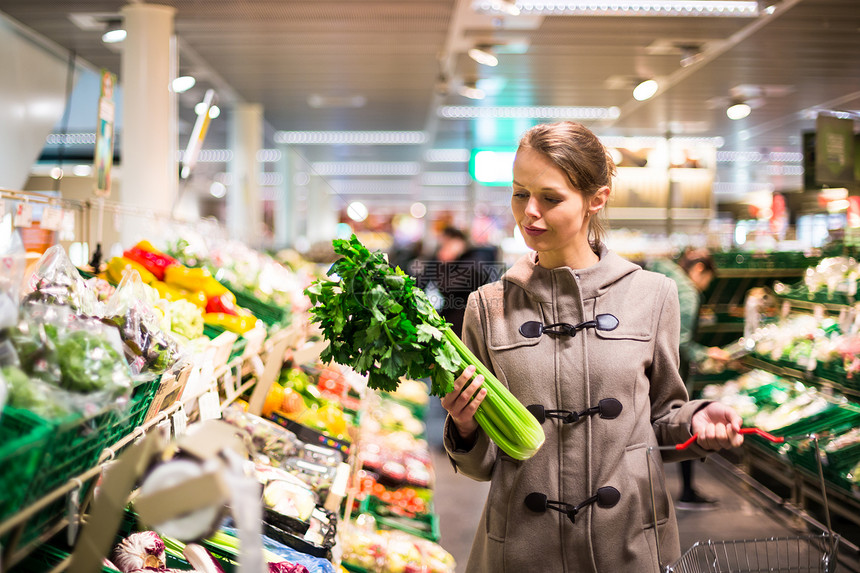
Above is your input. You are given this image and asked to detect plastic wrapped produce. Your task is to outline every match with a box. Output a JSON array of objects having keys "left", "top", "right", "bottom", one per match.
[{"left": 222, "top": 405, "right": 300, "bottom": 466}]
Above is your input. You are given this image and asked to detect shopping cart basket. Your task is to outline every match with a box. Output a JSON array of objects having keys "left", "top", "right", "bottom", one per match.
[{"left": 647, "top": 428, "right": 840, "bottom": 573}]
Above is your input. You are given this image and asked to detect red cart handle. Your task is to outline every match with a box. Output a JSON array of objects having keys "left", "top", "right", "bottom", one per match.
[{"left": 673, "top": 427, "right": 784, "bottom": 450}]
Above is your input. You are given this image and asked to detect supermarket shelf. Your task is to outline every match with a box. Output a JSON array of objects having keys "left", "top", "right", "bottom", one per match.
[
  {"left": 0, "top": 322, "right": 305, "bottom": 570},
  {"left": 779, "top": 295, "right": 857, "bottom": 314},
  {"left": 698, "top": 322, "right": 745, "bottom": 333},
  {"left": 716, "top": 268, "right": 807, "bottom": 278},
  {"left": 741, "top": 355, "right": 860, "bottom": 404},
  {"left": 709, "top": 451, "right": 860, "bottom": 571}
]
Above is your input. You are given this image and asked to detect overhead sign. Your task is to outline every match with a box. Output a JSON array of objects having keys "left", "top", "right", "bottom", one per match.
[
  {"left": 815, "top": 114, "right": 855, "bottom": 185},
  {"left": 469, "top": 148, "right": 516, "bottom": 186},
  {"left": 94, "top": 70, "right": 116, "bottom": 198}
]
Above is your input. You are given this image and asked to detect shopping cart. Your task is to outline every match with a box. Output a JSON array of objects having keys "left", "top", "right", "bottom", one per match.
[{"left": 647, "top": 428, "right": 840, "bottom": 573}]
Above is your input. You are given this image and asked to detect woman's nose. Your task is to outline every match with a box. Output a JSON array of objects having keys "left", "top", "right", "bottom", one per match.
[{"left": 524, "top": 197, "right": 541, "bottom": 218}]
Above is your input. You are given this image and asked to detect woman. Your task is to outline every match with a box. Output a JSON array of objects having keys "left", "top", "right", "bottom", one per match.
[{"left": 440, "top": 121, "right": 743, "bottom": 572}]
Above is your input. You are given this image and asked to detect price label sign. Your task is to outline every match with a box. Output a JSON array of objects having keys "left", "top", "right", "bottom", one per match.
[
  {"left": 0, "top": 200, "right": 6, "bottom": 219},
  {"left": 40, "top": 206, "right": 65, "bottom": 231},
  {"left": 199, "top": 389, "right": 222, "bottom": 421},
  {"left": 172, "top": 408, "right": 188, "bottom": 437},
  {"left": 13, "top": 203, "right": 33, "bottom": 228}
]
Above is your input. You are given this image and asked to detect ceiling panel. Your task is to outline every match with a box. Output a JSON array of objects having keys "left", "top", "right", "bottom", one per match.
[{"left": 0, "top": 0, "right": 858, "bottom": 203}]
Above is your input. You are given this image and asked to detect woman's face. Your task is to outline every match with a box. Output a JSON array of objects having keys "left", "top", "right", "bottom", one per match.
[{"left": 511, "top": 147, "right": 592, "bottom": 264}]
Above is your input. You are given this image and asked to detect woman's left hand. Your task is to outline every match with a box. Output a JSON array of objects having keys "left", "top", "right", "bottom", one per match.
[{"left": 691, "top": 402, "right": 745, "bottom": 451}]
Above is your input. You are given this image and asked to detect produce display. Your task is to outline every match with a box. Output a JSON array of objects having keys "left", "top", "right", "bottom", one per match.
[
  {"left": 775, "top": 256, "right": 860, "bottom": 305},
  {"left": 702, "top": 370, "right": 860, "bottom": 492},
  {"left": 306, "top": 235, "right": 545, "bottom": 460},
  {"left": 1, "top": 227, "right": 460, "bottom": 573}
]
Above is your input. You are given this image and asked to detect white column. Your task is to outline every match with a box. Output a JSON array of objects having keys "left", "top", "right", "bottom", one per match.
[
  {"left": 119, "top": 3, "right": 176, "bottom": 244},
  {"left": 274, "top": 144, "right": 291, "bottom": 248},
  {"left": 227, "top": 103, "right": 263, "bottom": 246},
  {"left": 306, "top": 175, "right": 338, "bottom": 247}
]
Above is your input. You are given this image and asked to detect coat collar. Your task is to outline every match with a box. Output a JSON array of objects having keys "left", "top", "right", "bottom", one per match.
[{"left": 502, "top": 242, "right": 641, "bottom": 302}]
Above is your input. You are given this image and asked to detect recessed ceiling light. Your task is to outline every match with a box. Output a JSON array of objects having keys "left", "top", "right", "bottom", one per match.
[
  {"left": 468, "top": 46, "right": 499, "bottom": 67},
  {"left": 101, "top": 20, "right": 126, "bottom": 44},
  {"left": 633, "top": 79, "right": 659, "bottom": 101},
  {"left": 172, "top": 76, "right": 196, "bottom": 93},
  {"left": 437, "top": 105, "right": 620, "bottom": 120},
  {"left": 347, "top": 201, "right": 369, "bottom": 222},
  {"left": 727, "top": 102, "right": 752, "bottom": 120}
]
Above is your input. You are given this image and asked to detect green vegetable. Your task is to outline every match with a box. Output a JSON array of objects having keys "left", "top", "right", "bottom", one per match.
[
  {"left": 56, "top": 329, "right": 129, "bottom": 393},
  {"left": 1, "top": 365, "right": 68, "bottom": 418},
  {"left": 305, "top": 235, "right": 545, "bottom": 460}
]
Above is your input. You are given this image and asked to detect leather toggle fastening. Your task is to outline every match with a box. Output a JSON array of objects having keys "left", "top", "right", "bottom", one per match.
[
  {"left": 524, "top": 486, "right": 621, "bottom": 524},
  {"left": 519, "top": 313, "right": 619, "bottom": 339},
  {"left": 527, "top": 398, "right": 623, "bottom": 425}
]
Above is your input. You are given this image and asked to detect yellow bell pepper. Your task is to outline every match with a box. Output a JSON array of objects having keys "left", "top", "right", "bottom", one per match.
[
  {"left": 107, "top": 256, "right": 157, "bottom": 285},
  {"left": 164, "top": 265, "right": 235, "bottom": 301},
  {"left": 152, "top": 280, "right": 208, "bottom": 308},
  {"left": 204, "top": 312, "right": 258, "bottom": 334}
]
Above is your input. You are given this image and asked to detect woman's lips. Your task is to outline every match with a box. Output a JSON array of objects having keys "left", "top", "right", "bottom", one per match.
[{"left": 523, "top": 226, "right": 547, "bottom": 237}]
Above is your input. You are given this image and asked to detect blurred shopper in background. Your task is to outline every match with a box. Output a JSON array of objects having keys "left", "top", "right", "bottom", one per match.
[
  {"left": 416, "top": 226, "right": 503, "bottom": 337},
  {"left": 649, "top": 249, "right": 731, "bottom": 510}
]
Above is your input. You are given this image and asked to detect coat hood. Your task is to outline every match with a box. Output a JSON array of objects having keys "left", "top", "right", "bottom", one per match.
[{"left": 502, "top": 242, "right": 642, "bottom": 302}]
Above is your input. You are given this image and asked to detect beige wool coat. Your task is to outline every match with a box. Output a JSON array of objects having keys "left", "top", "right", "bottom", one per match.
[{"left": 443, "top": 244, "right": 711, "bottom": 573}]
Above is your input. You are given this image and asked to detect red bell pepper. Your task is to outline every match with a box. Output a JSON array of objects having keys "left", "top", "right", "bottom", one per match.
[
  {"left": 206, "top": 293, "right": 240, "bottom": 315},
  {"left": 123, "top": 241, "right": 179, "bottom": 281}
]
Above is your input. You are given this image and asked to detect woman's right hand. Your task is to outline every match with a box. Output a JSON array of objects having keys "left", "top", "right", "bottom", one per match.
[{"left": 440, "top": 365, "right": 487, "bottom": 439}]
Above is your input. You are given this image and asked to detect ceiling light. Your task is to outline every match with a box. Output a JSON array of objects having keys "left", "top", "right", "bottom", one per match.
[
  {"left": 346, "top": 201, "right": 369, "bottom": 222},
  {"left": 210, "top": 181, "right": 227, "bottom": 198},
  {"left": 509, "top": 0, "right": 759, "bottom": 17},
  {"left": 410, "top": 202, "right": 428, "bottom": 219},
  {"left": 195, "top": 102, "right": 220, "bottom": 118},
  {"left": 172, "top": 76, "right": 196, "bottom": 93},
  {"left": 311, "top": 161, "right": 420, "bottom": 177},
  {"left": 438, "top": 105, "right": 620, "bottom": 120},
  {"left": 477, "top": 0, "right": 522, "bottom": 16},
  {"left": 468, "top": 46, "right": 499, "bottom": 67},
  {"left": 425, "top": 149, "right": 471, "bottom": 163},
  {"left": 458, "top": 82, "right": 486, "bottom": 100},
  {"left": 101, "top": 19, "right": 126, "bottom": 44},
  {"left": 274, "top": 131, "right": 427, "bottom": 145},
  {"left": 633, "top": 79, "right": 659, "bottom": 101},
  {"left": 727, "top": 102, "right": 752, "bottom": 120}
]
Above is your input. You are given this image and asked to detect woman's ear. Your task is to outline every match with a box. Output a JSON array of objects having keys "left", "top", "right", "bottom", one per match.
[{"left": 591, "top": 185, "right": 611, "bottom": 212}]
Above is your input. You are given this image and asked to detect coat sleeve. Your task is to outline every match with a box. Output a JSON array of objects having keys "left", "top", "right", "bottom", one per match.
[
  {"left": 649, "top": 278, "right": 712, "bottom": 462},
  {"left": 442, "top": 289, "right": 498, "bottom": 481}
]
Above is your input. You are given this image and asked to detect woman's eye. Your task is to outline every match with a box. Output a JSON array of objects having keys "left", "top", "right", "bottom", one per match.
[
  {"left": 512, "top": 192, "right": 528, "bottom": 199},
  {"left": 544, "top": 197, "right": 562, "bottom": 204}
]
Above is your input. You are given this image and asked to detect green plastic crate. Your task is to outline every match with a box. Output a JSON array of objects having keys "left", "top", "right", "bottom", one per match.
[
  {"left": 362, "top": 495, "right": 440, "bottom": 542},
  {"left": 225, "top": 282, "right": 292, "bottom": 328},
  {"left": 0, "top": 378, "right": 160, "bottom": 547},
  {"left": 0, "top": 414, "right": 51, "bottom": 522}
]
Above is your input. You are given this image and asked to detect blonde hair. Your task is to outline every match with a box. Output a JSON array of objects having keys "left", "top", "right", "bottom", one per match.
[{"left": 518, "top": 121, "right": 615, "bottom": 250}]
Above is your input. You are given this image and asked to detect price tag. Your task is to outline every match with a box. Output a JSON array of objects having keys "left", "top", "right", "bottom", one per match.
[
  {"left": 242, "top": 327, "right": 266, "bottom": 359},
  {"left": 199, "top": 389, "right": 222, "bottom": 421},
  {"left": 813, "top": 304, "right": 825, "bottom": 320},
  {"left": 199, "top": 347, "right": 216, "bottom": 388},
  {"left": 250, "top": 354, "right": 265, "bottom": 377},
  {"left": 13, "top": 203, "right": 33, "bottom": 227},
  {"left": 781, "top": 300, "right": 791, "bottom": 319},
  {"left": 40, "top": 206, "right": 65, "bottom": 231},
  {"left": 157, "top": 417, "right": 172, "bottom": 441},
  {"left": 172, "top": 408, "right": 188, "bottom": 437},
  {"left": 60, "top": 209, "right": 76, "bottom": 241}
]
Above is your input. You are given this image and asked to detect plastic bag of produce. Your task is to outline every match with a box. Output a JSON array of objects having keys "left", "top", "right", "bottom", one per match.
[
  {"left": 0, "top": 229, "right": 27, "bottom": 303},
  {"left": 222, "top": 405, "right": 300, "bottom": 466},
  {"left": 22, "top": 244, "right": 101, "bottom": 316},
  {"left": 104, "top": 269, "right": 181, "bottom": 376},
  {"left": 9, "top": 309, "right": 134, "bottom": 416}
]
